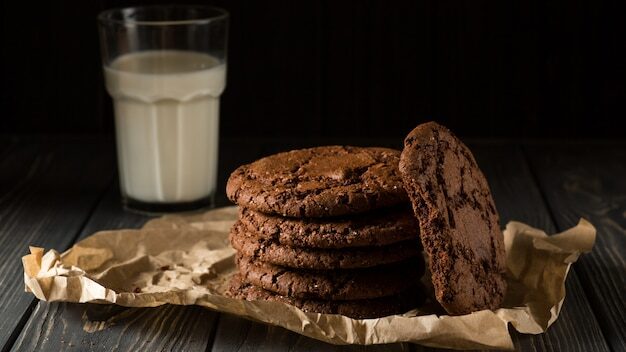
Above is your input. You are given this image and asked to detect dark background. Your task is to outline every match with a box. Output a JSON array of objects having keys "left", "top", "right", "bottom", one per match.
[{"left": 1, "top": 0, "right": 624, "bottom": 140}]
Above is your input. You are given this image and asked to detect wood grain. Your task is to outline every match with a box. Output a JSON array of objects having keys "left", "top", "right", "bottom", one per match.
[
  {"left": 472, "top": 144, "right": 610, "bottom": 352},
  {"left": 211, "top": 314, "right": 410, "bottom": 352},
  {"left": 525, "top": 143, "right": 625, "bottom": 352},
  {"left": 10, "top": 187, "right": 221, "bottom": 352},
  {"left": 11, "top": 302, "right": 217, "bottom": 352},
  {"left": 0, "top": 140, "right": 114, "bottom": 350}
]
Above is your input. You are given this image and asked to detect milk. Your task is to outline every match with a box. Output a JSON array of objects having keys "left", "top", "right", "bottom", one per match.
[{"left": 104, "top": 50, "right": 226, "bottom": 203}]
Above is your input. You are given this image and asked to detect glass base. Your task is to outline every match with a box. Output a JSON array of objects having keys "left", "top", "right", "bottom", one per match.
[{"left": 122, "top": 195, "right": 214, "bottom": 215}]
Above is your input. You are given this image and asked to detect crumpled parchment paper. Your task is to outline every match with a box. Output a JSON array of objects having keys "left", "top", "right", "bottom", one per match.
[{"left": 22, "top": 206, "right": 595, "bottom": 350}]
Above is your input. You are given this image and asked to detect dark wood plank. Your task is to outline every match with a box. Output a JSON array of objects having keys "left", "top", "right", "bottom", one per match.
[
  {"left": 9, "top": 138, "right": 260, "bottom": 352},
  {"left": 525, "top": 143, "right": 625, "bottom": 352},
  {"left": 212, "top": 314, "right": 409, "bottom": 352},
  {"left": 11, "top": 188, "right": 221, "bottom": 352},
  {"left": 472, "top": 143, "right": 610, "bottom": 352},
  {"left": 0, "top": 141, "right": 114, "bottom": 351},
  {"left": 11, "top": 301, "right": 217, "bottom": 352}
]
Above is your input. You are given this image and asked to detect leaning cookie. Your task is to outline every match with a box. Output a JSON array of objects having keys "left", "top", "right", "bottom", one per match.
[
  {"left": 238, "top": 206, "right": 418, "bottom": 249},
  {"left": 229, "top": 221, "right": 421, "bottom": 269},
  {"left": 236, "top": 254, "right": 425, "bottom": 300},
  {"left": 399, "top": 121, "right": 507, "bottom": 315},
  {"left": 226, "top": 146, "right": 408, "bottom": 217},
  {"left": 227, "top": 275, "right": 425, "bottom": 319}
]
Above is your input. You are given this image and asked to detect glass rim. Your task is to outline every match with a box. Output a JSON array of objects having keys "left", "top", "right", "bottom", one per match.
[{"left": 98, "top": 5, "right": 229, "bottom": 26}]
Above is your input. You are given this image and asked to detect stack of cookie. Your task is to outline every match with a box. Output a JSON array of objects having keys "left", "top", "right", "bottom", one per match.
[
  {"left": 225, "top": 146, "right": 427, "bottom": 318},
  {"left": 224, "top": 122, "right": 509, "bottom": 318}
]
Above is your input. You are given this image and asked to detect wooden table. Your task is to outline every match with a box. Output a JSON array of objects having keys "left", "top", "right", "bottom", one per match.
[{"left": 0, "top": 136, "right": 623, "bottom": 352}]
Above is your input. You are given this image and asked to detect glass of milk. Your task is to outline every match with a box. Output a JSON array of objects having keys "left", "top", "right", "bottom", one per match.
[{"left": 98, "top": 6, "right": 228, "bottom": 213}]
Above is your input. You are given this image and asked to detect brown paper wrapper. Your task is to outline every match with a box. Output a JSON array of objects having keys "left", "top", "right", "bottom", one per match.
[{"left": 22, "top": 206, "right": 595, "bottom": 350}]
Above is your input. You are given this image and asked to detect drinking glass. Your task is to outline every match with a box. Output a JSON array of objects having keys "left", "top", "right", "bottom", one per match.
[{"left": 98, "top": 5, "right": 228, "bottom": 213}]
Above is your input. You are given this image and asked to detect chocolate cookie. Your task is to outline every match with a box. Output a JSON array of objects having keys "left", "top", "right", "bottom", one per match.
[
  {"left": 238, "top": 206, "right": 419, "bottom": 249},
  {"left": 236, "top": 254, "right": 425, "bottom": 300},
  {"left": 399, "top": 121, "right": 507, "bottom": 315},
  {"left": 227, "top": 275, "right": 424, "bottom": 319},
  {"left": 226, "top": 146, "right": 408, "bottom": 217},
  {"left": 229, "top": 221, "right": 421, "bottom": 269}
]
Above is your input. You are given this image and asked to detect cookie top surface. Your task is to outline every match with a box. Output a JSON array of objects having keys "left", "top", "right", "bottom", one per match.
[
  {"left": 227, "top": 274, "right": 425, "bottom": 319},
  {"left": 229, "top": 221, "right": 421, "bottom": 269},
  {"left": 226, "top": 146, "right": 408, "bottom": 217},
  {"left": 236, "top": 254, "right": 425, "bottom": 300},
  {"left": 238, "top": 206, "right": 419, "bottom": 248},
  {"left": 399, "top": 121, "right": 507, "bottom": 315}
]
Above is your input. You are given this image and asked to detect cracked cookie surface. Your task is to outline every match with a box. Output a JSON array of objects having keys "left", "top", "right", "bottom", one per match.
[
  {"left": 236, "top": 254, "right": 425, "bottom": 300},
  {"left": 229, "top": 221, "right": 421, "bottom": 269},
  {"left": 238, "top": 206, "right": 418, "bottom": 248},
  {"left": 227, "top": 274, "right": 425, "bottom": 319},
  {"left": 226, "top": 146, "right": 408, "bottom": 217},
  {"left": 399, "top": 121, "right": 507, "bottom": 315}
]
